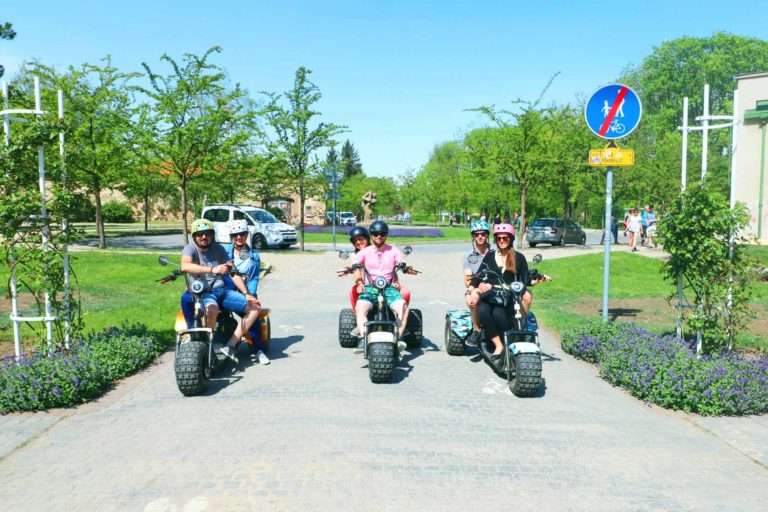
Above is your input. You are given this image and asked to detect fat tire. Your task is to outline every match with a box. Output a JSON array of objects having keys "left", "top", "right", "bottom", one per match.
[
  {"left": 175, "top": 341, "right": 210, "bottom": 396},
  {"left": 338, "top": 308, "right": 357, "bottom": 348},
  {"left": 508, "top": 352, "right": 542, "bottom": 397},
  {"left": 405, "top": 308, "right": 423, "bottom": 348},
  {"left": 444, "top": 316, "right": 466, "bottom": 356},
  {"left": 369, "top": 341, "right": 396, "bottom": 383},
  {"left": 262, "top": 316, "right": 271, "bottom": 353}
]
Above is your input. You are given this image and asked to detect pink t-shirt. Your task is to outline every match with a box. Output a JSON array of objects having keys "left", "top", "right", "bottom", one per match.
[{"left": 353, "top": 244, "right": 403, "bottom": 282}]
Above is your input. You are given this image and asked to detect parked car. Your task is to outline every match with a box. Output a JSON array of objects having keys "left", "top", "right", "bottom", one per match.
[
  {"left": 338, "top": 211, "right": 357, "bottom": 226},
  {"left": 526, "top": 217, "right": 586, "bottom": 247},
  {"left": 202, "top": 204, "right": 298, "bottom": 250}
]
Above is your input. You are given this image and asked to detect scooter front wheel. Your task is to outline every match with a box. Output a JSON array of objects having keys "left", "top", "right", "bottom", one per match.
[
  {"left": 508, "top": 352, "right": 542, "bottom": 397},
  {"left": 175, "top": 340, "right": 210, "bottom": 396},
  {"left": 368, "top": 341, "right": 396, "bottom": 383}
]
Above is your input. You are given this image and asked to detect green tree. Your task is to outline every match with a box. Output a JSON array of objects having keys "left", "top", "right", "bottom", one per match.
[
  {"left": 138, "top": 46, "right": 255, "bottom": 243},
  {"left": 31, "top": 58, "right": 140, "bottom": 249},
  {"left": 657, "top": 186, "right": 755, "bottom": 351},
  {"left": 620, "top": 32, "right": 768, "bottom": 196},
  {"left": 337, "top": 174, "right": 399, "bottom": 218},
  {"left": 260, "top": 67, "right": 345, "bottom": 250},
  {"left": 340, "top": 139, "right": 363, "bottom": 179},
  {"left": 0, "top": 20, "right": 16, "bottom": 78}
]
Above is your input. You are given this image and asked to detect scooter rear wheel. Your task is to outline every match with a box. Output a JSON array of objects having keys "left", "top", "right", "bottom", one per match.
[{"left": 444, "top": 316, "right": 466, "bottom": 356}]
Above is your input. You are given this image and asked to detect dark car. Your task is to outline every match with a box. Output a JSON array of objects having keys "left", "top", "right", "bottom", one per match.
[{"left": 526, "top": 218, "right": 586, "bottom": 247}]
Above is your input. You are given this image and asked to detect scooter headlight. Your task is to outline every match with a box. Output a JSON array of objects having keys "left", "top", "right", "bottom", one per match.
[
  {"left": 373, "top": 276, "right": 388, "bottom": 290},
  {"left": 511, "top": 281, "right": 525, "bottom": 293},
  {"left": 190, "top": 279, "right": 206, "bottom": 294}
]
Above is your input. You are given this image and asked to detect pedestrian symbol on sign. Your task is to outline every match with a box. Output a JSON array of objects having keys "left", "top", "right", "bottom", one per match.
[{"left": 585, "top": 84, "right": 642, "bottom": 140}]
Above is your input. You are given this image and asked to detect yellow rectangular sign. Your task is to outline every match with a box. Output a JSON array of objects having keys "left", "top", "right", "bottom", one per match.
[{"left": 589, "top": 148, "right": 634, "bottom": 166}]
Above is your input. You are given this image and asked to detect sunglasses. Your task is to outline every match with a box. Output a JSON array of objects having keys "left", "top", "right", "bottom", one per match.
[
  {"left": 371, "top": 232, "right": 387, "bottom": 237},
  {"left": 352, "top": 237, "right": 368, "bottom": 243},
  {"left": 232, "top": 232, "right": 248, "bottom": 238},
  {"left": 473, "top": 231, "right": 488, "bottom": 238},
  {"left": 194, "top": 231, "right": 214, "bottom": 238},
  {"left": 494, "top": 235, "right": 511, "bottom": 241}
]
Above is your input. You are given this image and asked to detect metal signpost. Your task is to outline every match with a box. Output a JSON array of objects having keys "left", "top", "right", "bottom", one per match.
[
  {"left": 324, "top": 167, "right": 342, "bottom": 251},
  {"left": 585, "top": 84, "right": 642, "bottom": 321}
]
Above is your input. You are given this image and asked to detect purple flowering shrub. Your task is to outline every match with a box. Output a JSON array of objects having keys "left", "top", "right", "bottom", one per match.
[
  {"left": 562, "top": 320, "right": 768, "bottom": 415},
  {"left": 303, "top": 225, "right": 445, "bottom": 237},
  {"left": 0, "top": 323, "right": 163, "bottom": 413}
]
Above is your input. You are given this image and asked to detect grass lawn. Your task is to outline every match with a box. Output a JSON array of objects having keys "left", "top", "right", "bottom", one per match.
[
  {"left": 534, "top": 252, "right": 768, "bottom": 350},
  {"left": 300, "top": 226, "right": 470, "bottom": 244}
]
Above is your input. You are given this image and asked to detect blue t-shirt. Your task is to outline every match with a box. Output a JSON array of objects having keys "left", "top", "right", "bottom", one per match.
[{"left": 225, "top": 243, "right": 261, "bottom": 296}]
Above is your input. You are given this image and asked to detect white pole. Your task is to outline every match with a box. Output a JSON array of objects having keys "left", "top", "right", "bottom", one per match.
[
  {"left": 701, "top": 84, "right": 710, "bottom": 182},
  {"left": 602, "top": 167, "right": 613, "bottom": 322},
  {"left": 3, "top": 80, "right": 22, "bottom": 358},
  {"left": 59, "top": 88, "right": 70, "bottom": 349},
  {"left": 34, "top": 77, "right": 54, "bottom": 349},
  {"left": 726, "top": 89, "right": 739, "bottom": 349},
  {"left": 681, "top": 97, "right": 689, "bottom": 191}
]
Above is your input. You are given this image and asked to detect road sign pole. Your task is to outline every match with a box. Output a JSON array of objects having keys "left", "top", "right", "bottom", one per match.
[{"left": 602, "top": 167, "right": 613, "bottom": 322}]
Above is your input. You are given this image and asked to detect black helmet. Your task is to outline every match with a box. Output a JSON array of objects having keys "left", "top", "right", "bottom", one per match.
[
  {"left": 348, "top": 226, "right": 370, "bottom": 244},
  {"left": 369, "top": 220, "right": 389, "bottom": 236}
]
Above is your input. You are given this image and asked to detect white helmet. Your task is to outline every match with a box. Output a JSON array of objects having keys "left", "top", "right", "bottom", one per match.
[{"left": 228, "top": 219, "right": 249, "bottom": 236}]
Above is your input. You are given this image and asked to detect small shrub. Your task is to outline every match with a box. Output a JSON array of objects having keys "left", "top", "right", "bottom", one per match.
[
  {"left": 0, "top": 323, "right": 164, "bottom": 413},
  {"left": 101, "top": 200, "right": 134, "bottom": 223},
  {"left": 562, "top": 321, "right": 768, "bottom": 415}
]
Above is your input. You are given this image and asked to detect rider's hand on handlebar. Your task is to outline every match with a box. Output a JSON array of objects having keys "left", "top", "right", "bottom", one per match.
[
  {"left": 393, "top": 282, "right": 401, "bottom": 291},
  {"left": 356, "top": 281, "right": 365, "bottom": 294},
  {"left": 336, "top": 266, "right": 352, "bottom": 277},
  {"left": 477, "top": 282, "right": 492, "bottom": 293}
]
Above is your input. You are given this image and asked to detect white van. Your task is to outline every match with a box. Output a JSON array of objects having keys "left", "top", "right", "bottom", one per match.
[{"left": 202, "top": 204, "right": 298, "bottom": 250}]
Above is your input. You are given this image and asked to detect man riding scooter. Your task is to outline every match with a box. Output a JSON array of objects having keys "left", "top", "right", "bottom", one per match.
[{"left": 180, "top": 219, "right": 259, "bottom": 363}]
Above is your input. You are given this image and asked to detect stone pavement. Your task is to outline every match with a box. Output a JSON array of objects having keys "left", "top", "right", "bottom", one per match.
[{"left": 1, "top": 247, "right": 767, "bottom": 512}]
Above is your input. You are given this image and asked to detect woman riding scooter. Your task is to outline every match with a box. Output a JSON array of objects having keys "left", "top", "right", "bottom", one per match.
[{"left": 471, "top": 223, "right": 550, "bottom": 360}]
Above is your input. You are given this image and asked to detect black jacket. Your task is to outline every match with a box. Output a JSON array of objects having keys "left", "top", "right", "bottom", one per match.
[{"left": 471, "top": 249, "right": 530, "bottom": 287}]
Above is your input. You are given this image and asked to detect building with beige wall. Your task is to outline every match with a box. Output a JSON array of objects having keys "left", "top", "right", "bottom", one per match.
[{"left": 733, "top": 72, "right": 768, "bottom": 244}]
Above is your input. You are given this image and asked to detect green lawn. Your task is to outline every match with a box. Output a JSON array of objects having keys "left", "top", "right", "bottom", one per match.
[
  {"left": 300, "top": 226, "right": 470, "bottom": 244},
  {"left": 533, "top": 252, "right": 768, "bottom": 350}
]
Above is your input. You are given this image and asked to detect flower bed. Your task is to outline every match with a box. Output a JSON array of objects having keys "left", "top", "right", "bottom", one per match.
[
  {"left": 561, "top": 321, "right": 768, "bottom": 415},
  {"left": 303, "top": 225, "right": 444, "bottom": 237},
  {"left": 0, "top": 323, "right": 164, "bottom": 413}
]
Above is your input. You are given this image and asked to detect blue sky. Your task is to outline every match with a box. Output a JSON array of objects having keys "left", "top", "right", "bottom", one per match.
[{"left": 3, "top": 1, "right": 767, "bottom": 179}]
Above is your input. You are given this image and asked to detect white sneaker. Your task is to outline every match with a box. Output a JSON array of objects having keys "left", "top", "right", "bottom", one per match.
[
  {"left": 256, "top": 350, "right": 270, "bottom": 365},
  {"left": 350, "top": 327, "right": 360, "bottom": 337},
  {"left": 397, "top": 341, "right": 407, "bottom": 352}
]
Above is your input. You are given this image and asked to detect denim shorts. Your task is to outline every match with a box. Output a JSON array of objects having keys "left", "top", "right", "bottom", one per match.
[
  {"left": 201, "top": 287, "right": 247, "bottom": 314},
  {"left": 357, "top": 285, "right": 404, "bottom": 307}
]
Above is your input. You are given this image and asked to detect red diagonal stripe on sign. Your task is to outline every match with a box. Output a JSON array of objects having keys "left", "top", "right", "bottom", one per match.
[{"left": 599, "top": 86, "right": 629, "bottom": 136}]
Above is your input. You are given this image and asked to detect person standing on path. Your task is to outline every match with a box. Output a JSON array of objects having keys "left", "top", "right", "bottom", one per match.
[{"left": 627, "top": 208, "right": 642, "bottom": 252}]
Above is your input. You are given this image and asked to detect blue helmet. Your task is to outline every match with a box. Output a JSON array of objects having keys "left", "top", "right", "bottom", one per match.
[{"left": 470, "top": 220, "right": 490, "bottom": 234}]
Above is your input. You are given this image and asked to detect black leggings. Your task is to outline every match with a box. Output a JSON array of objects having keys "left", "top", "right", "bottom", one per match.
[{"left": 477, "top": 302, "right": 510, "bottom": 340}]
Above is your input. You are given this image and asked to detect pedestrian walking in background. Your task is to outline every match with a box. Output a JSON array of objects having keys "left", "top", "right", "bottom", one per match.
[
  {"left": 640, "top": 205, "right": 650, "bottom": 245},
  {"left": 627, "top": 208, "right": 642, "bottom": 252},
  {"left": 493, "top": 211, "right": 501, "bottom": 226}
]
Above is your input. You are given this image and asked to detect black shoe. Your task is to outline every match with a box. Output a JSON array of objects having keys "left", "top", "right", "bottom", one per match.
[
  {"left": 352, "top": 337, "right": 365, "bottom": 354},
  {"left": 465, "top": 330, "right": 481, "bottom": 347}
]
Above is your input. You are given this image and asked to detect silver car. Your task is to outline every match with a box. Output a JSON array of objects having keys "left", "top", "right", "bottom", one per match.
[{"left": 526, "top": 218, "right": 586, "bottom": 247}]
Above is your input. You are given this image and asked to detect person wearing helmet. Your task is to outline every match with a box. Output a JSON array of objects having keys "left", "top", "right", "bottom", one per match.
[
  {"left": 224, "top": 219, "right": 269, "bottom": 365},
  {"left": 462, "top": 220, "right": 493, "bottom": 347},
  {"left": 351, "top": 220, "right": 416, "bottom": 353},
  {"left": 180, "top": 219, "right": 259, "bottom": 363},
  {"left": 470, "top": 223, "right": 550, "bottom": 360}
]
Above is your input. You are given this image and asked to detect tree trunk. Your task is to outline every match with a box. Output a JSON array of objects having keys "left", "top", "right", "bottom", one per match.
[
  {"left": 143, "top": 192, "right": 149, "bottom": 233},
  {"left": 519, "top": 185, "right": 528, "bottom": 246},
  {"left": 299, "top": 178, "right": 305, "bottom": 251},
  {"left": 181, "top": 179, "right": 189, "bottom": 245},
  {"left": 94, "top": 179, "right": 105, "bottom": 250}
]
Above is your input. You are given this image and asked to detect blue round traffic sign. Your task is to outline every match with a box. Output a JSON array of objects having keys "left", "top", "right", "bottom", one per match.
[{"left": 584, "top": 84, "right": 642, "bottom": 139}]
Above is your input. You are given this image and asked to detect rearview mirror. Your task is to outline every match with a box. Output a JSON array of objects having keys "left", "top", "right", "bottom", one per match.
[
  {"left": 338, "top": 250, "right": 350, "bottom": 260},
  {"left": 467, "top": 253, "right": 479, "bottom": 264},
  {"left": 158, "top": 256, "right": 169, "bottom": 266},
  {"left": 403, "top": 246, "right": 413, "bottom": 256},
  {"left": 239, "top": 247, "right": 251, "bottom": 260},
  {"left": 532, "top": 254, "right": 542, "bottom": 265}
]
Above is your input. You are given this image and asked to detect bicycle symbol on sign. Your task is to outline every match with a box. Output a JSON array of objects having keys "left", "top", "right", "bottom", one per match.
[{"left": 609, "top": 118, "right": 625, "bottom": 134}]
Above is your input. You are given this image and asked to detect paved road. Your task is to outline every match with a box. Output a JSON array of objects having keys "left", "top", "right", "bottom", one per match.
[{"left": 1, "top": 247, "right": 765, "bottom": 511}]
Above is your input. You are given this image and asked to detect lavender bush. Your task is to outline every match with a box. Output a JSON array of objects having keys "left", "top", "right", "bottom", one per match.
[
  {"left": 562, "top": 320, "right": 768, "bottom": 415},
  {"left": 0, "top": 323, "right": 163, "bottom": 413},
  {"left": 303, "top": 225, "right": 444, "bottom": 237}
]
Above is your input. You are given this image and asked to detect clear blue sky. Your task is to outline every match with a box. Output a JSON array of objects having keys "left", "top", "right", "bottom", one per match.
[{"left": 3, "top": 1, "right": 767, "bottom": 179}]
